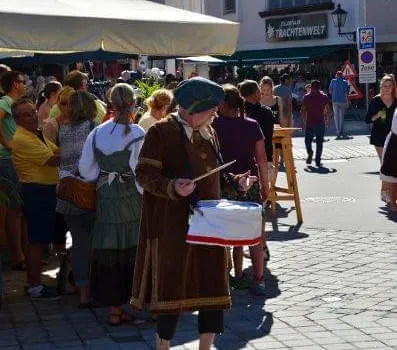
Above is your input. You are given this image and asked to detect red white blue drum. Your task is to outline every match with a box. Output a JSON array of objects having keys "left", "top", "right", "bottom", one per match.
[{"left": 187, "top": 200, "right": 262, "bottom": 247}]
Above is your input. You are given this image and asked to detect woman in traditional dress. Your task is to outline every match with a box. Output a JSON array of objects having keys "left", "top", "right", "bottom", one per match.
[
  {"left": 380, "top": 109, "right": 397, "bottom": 216},
  {"left": 366, "top": 74, "right": 396, "bottom": 202},
  {"left": 79, "top": 83, "right": 145, "bottom": 325}
]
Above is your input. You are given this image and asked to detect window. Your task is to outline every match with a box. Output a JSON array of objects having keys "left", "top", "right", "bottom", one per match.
[
  {"left": 224, "top": 0, "right": 236, "bottom": 14},
  {"left": 269, "top": 0, "right": 329, "bottom": 9}
]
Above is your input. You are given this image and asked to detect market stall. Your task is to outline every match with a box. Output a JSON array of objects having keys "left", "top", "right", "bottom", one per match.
[{"left": 0, "top": 0, "right": 239, "bottom": 56}]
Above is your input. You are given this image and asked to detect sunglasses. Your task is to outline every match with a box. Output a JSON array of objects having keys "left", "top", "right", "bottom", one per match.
[
  {"left": 59, "top": 100, "right": 69, "bottom": 106},
  {"left": 17, "top": 79, "right": 26, "bottom": 85}
]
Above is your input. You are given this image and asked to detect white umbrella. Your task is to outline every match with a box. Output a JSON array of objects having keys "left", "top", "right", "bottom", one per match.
[{"left": 0, "top": 0, "right": 239, "bottom": 56}]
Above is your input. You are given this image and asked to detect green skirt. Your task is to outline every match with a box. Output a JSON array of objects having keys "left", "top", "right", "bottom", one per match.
[{"left": 92, "top": 179, "right": 141, "bottom": 251}]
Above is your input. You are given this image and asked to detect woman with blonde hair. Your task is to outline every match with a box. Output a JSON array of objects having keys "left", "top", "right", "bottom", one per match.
[
  {"left": 138, "top": 88, "right": 172, "bottom": 132},
  {"left": 366, "top": 74, "right": 397, "bottom": 202},
  {"left": 43, "top": 86, "right": 74, "bottom": 144},
  {"left": 79, "top": 83, "right": 145, "bottom": 325},
  {"left": 259, "top": 76, "right": 283, "bottom": 125},
  {"left": 57, "top": 91, "right": 97, "bottom": 307}
]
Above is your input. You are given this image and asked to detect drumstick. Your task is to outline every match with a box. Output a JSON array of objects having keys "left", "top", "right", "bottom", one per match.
[{"left": 192, "top": 160, "right": 236, "bottom": 183}]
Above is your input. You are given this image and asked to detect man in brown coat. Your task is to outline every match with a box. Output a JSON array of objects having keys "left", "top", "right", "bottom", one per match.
[{"left": 131, "top": 77, "right": 255, "bottom": 350}]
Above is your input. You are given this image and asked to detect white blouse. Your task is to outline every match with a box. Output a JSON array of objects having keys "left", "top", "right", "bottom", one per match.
[{"left": 79, "top": 120, "right": 145, "bottom": 193}]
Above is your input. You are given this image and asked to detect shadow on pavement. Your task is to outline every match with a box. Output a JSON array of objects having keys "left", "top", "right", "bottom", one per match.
[
  {"left": 265, "top": 205, "right": 308, "bottom": 241},
  {"left": 304, "top": 165, "right": 337, "bottom": 174},
  {"left": 170, "top": 267, "right": 280, "bottom": 349},
  {"left": 379, "top": 205, "right": 397, "bottom": 222},
  {"left": 214, "top": 267, "right": 279, "bottom": 350},
  {"left": 267, "top": 225, "right": 308, "bottom": 242}
]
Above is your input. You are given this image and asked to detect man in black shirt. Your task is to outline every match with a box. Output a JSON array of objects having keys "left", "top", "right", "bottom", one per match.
[{"left": 239, "top": 80, "right": 274, "bottom": 163}]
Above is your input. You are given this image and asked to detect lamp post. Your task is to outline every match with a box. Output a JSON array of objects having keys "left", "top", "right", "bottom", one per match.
[{"left": 331, "top": 3, "right": 356, "bottom": 42}]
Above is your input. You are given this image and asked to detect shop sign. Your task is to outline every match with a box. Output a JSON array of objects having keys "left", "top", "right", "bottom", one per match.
[{"left": 265, "top": 14, "right": 327, "bottom": 42}]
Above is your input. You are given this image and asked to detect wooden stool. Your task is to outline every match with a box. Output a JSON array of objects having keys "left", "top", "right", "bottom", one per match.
[{"left": 268, "top": 127, "right": 303, "bottom": 224}]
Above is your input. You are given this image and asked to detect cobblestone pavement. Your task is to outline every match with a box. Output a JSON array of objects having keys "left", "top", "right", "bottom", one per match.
[
  {"left": 1, "top": 225, "right": 396, "bottom": 350},
  {"left": 292, "top": 135, "right": 377, "bottom": 161}
]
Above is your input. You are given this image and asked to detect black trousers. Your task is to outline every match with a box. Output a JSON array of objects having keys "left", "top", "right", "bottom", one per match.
[
  {"left": 305, "top": 124, "right": 325, "bottom": 163},
  {"left": 157, "top": 310, "right": 224, "bottom": 340}
]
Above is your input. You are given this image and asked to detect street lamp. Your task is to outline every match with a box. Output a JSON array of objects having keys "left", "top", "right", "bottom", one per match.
[{"left": 331, "top": 3, "right": 356, "bottom": 42}]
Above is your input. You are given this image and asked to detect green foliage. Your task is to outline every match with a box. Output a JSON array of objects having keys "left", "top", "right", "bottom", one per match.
[{"left": 135, "top": 80, "right": 163, "bottom": 110}]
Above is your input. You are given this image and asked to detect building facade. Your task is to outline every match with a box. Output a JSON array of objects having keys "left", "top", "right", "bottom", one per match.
[{"left": 204, "top": 0, "right": 397, "bottom": 82}]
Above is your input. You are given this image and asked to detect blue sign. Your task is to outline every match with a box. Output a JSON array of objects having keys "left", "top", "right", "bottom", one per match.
[
  {"left": 357, "top": 27, "right": 376, "bottom": 50},
  {"left": 360, "top": 50, "right": 374, "bottom": 64}
]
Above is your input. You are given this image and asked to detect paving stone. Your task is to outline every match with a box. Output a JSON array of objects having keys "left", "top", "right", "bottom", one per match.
[
  {"left": 1, "top": 224, "right": 396, "bottom": 349},
  {"left": 0, "top": 336, "right": 20, "bottom": 347},
  {"left": 23, "top": 344, "right": 56, "bottom": 350},
  {"left": 118, "top": 342, "right": 151, "bottom": 350},
  {"left": 352, "top": 341, "right": 393, "bottom": 349},
  {"left": 322, "top": 344, "right": 358, "bottom": 350},
  {"left": 54, "top": 340, "right": 85, "bottom": 349}
]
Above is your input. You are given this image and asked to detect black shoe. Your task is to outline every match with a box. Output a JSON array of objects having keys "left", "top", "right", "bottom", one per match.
[
  {"left": 315, "top": 160, "right": 323, "bottom": 167},
  {"left": 306, "top": 153, "right": 313, "bottom": 164}
]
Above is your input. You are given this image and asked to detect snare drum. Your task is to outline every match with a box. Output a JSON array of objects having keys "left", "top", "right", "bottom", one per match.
[{"left": 187, "top": 199, "right": 263, "bottom": 247}]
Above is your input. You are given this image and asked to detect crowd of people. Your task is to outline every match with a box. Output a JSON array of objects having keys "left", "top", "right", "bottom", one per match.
[{"left": 0, "top": 62, "right": 396, "bottom": 349}]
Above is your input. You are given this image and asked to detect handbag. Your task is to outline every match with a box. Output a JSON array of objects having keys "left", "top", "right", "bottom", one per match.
[
  {"left": 56, "top": 121, "right": 98, "bottom": 211},
  {"left": 57, "top": 176, "right": 96, "bottom": 211}
]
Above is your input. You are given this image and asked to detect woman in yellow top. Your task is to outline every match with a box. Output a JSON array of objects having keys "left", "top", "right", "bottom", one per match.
[{"left": 12, "top": 98, "right": 60, "bottom": 300}]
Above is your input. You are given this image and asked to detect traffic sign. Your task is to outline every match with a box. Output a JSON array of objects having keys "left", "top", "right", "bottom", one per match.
[
  {"left": 358, "top": 49, "right": 376, "bottom": 84},
  {"left": 341, "top": 60, "right": 358, "bottom": 78},
  {"left": 346, "top": 79, "right": 363, "bottom": 100},
  {"left": 357, "top": 27, "right": 375, "bottom": 50}
]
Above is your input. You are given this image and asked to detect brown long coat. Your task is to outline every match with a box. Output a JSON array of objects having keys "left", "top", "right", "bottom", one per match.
[{"left": 131, "top": 116, "right": 230, "bottom": 314}]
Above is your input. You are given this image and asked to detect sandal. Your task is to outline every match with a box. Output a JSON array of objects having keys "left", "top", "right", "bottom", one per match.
[
  {"left": 108, "top": 311, "right": 132, "bottom": 326},
  {"left": 108, "top": 313, "right": 122, "bottom": 326}
]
